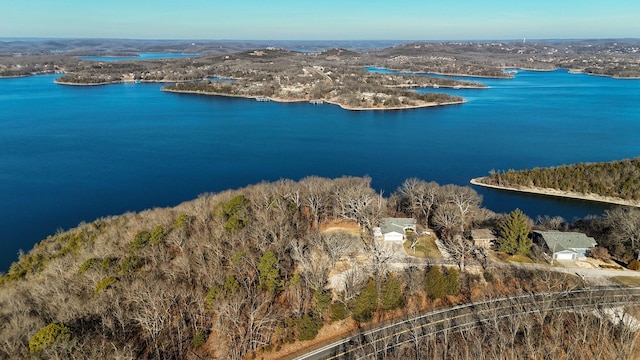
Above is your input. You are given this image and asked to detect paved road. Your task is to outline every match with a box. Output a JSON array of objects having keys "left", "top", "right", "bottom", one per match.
[{"left": 294, "top": 287, "right": 640, "bottom": 360}]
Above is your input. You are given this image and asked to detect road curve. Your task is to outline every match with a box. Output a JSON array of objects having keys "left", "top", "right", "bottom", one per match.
[{"left": 293, "top": 287, "right": 640, "bottom": 360}]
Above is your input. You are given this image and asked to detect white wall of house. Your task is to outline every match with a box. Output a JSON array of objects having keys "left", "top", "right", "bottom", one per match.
[
  {"left": 553, "top": 250, "right": 577, "bottom": 260},
  {"left": 383, "top": 231, "right": 404, "bottom": 242}
]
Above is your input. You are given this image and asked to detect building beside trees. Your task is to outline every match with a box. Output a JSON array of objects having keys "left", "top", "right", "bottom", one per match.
[{"left": 533, "top": 230, "right": 598, "bottom": 261}]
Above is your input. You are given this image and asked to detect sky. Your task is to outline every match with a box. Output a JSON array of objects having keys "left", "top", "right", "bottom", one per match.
[{"left": 1, "top": 0, "right": 639, "bottom": 40}]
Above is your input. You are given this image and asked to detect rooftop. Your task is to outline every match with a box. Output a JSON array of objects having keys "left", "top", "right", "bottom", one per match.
[
  {"left": 533, "top": 230, "right": 597, "bottom": 252},
  {"left": 380, "top": 217, "right": 416, "bottom": 234}
]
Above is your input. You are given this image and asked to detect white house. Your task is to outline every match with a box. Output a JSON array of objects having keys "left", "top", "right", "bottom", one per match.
[
  {"left": 375, "top": 218, "right": 417, "bottom": 242},
  {"left": 533, "top": 230, "right": 598, "bottom": 261}
]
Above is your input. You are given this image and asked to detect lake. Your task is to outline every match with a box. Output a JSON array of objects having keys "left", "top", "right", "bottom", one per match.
[
  {"left": 1, "top": 69, "right": 639, "bottom": 270},
  {"left": 79, "top": 53, "right": 199, "bottom": 61}
]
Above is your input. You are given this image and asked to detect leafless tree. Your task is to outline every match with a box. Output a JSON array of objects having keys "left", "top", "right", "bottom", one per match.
[
  {"left": 604, "top": 206, "right": 640, "bottom": 255},
  {"left": 432, "top": 203, "right": 463, "bottom": 239},
  {"left": 442, "top": 234, "right": 474, "bottom": 271},
  {"left": 536, "top": 215, "right": 567, "bottom": 230},
  {"left": 396, "top": 178, "right": 440, "bottom": 225},
  {"left": 300, "top": 176, "right": 332, "bottom": 230},
  {"left": 439, "top": 184, "right": 482, "bottom": 234},
  {"left": 333, "top": 176, "right": 386, "bottom": 232}
]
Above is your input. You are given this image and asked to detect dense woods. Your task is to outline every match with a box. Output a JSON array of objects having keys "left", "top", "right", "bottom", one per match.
[
  {"left": 482, "top": 158, "right": 640, "bottom": 201},
  {"left": 1, "top": 176, "right": 639, "bottom": 359}
]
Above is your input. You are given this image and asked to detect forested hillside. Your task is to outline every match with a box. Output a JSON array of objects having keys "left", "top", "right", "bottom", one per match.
[{"left": 0, "top": 176, "right": 638, "bottom": 359}]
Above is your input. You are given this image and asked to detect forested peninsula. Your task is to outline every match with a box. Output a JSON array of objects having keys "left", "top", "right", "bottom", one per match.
[
  {"left": 472, "top": 158, "right": 640, "bottom": 206},
  {"left": 3, "top": 39, "right": 640, "bottom": 110},
  {"left": 3, "top": 176, "right": 640, "bottom": 359}
]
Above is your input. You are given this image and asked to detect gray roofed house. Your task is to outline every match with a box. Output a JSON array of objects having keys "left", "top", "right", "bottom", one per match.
[
  {"left": 532, "top": 230, "right": 598, "bottom": 261},
  {"left": 374, "top": 218, "right": 416, "bottom": 242}
]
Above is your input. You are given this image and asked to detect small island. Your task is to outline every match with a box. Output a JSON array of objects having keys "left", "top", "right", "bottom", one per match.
[
  {"left": 471, "top": 158, "right": 640, "bottom": 207},
  {"left": 52, "top": 47, "right": 483, "bottom": 110}
]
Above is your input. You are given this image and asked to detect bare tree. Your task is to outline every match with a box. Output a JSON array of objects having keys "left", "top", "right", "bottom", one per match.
[
  {"left": 396, "top": 178, "right": 440, "bottom": 225},
  {"left": 604, "top": 206, "right": 640, "bottom": 256},
  {"left": 439, "top": 184, "right": 482, "bottom": 234},
  {"left": 300, "top": 176, "right": 332, "bottom": 230},
  {"left": 432, "top": 203, "right": 463, "bottom": 240},
  {"left": 442, "top": 234, "right": 474, "bottom": 271},
  {"left": 332, "top": 176, "right": 386, "bottom": 232}
]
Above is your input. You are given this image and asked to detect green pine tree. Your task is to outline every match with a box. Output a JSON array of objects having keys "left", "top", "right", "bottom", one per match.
[
  {"left": 381, "top": 273, "right": 404, "bottom": 310},
  {"left": 258, "top": 251, "right": 282, "bottom": 295},
  {"left": 444, "top": 267, "right": 459, "bottom": 295},
  {"left": 497, "top": 208, "right": 532, "bottom": 255},
  {"left": 425, "top": 266, "right": 446, "bottom": 300},
  {"left": 352, "top": 279, "right": 378, "bottom": 322}
]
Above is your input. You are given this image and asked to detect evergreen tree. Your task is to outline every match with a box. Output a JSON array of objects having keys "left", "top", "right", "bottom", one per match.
[
  {"left": 497, "top": 208, "right": 532, "bottom": 255},
  {"left": 352, "top": 279, "right": 378, "bottom": 322},
  {"left": 258, "top": 251, "right": 282, "bottom": 295},
  {"left": 424, "top": 266, "right": 446, "bottom": 300},
  {"left": 444, "top": 267, "right": 459, "bottom": 295},
  {"left": 381, "top": 273, "right": 404, "bottom": 310}
]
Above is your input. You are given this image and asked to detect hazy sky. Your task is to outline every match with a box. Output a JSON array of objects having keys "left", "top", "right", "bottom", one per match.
[{"left": 2, "top": 0, "right": 639, "bottom": 40}]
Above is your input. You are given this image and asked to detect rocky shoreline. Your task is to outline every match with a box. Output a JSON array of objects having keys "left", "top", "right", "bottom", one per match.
[
  {"left": 161, "top": 87, "right": 465, "bottom": 111},
  {"left": 470, "top": 177, "right": 640, "bottom": 207}
]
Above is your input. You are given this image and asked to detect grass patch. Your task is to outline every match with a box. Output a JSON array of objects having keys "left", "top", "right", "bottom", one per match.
[
  {"left": 403, "top": 234, "right": 443, "bottom": 260},
  {"left": 610, "top": 276, "right": 640, "bottom": 287}
]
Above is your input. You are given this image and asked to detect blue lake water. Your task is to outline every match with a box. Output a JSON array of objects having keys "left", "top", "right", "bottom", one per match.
[
  {"left": 1, "top": 70, "right": 640, "bottom": 270},
  {"left": 79, "top": 53, "right": 199, "bottom": 61}
]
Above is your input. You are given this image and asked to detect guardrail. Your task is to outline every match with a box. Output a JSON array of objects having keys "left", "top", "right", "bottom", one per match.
[{"left": 294, "top": 287, "right": 640, "bottom": 360}]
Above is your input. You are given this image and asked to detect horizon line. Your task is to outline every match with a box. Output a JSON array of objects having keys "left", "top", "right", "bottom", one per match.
[{"left": 2, "top": 37, "right": 640, "bottom": 42}]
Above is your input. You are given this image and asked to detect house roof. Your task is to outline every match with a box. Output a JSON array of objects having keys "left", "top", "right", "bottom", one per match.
[
  {"left": 471, "top": 229, "right": 496, "bottom": 240},
  {"left": 533, "top": 230, "right": 597, "bottom": 252},
  {"left": 380, "top": 217, "right": 416, "bottom": 234}
]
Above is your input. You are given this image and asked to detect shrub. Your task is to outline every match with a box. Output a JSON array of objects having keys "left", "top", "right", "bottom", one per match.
[
  {"left": 77, "top": 258, "right": 97, "bottom": 274},
  {"left": 29, "top": 323, "right": 71, "bottom": 353},
  {"left": 483, "top": 271, "right": 495, "bottom": 283},
  {"left": 100, "top": 257, "right": 117, "bottom": 270},
  {"left": 95, "top": 276, "right": 117, "bottom": 293},
  {"left": 314, "top": 289, "right": 332, "bottom": 316},
  {"left": 588, "top": 246, "right": 612, "bottom": 262},
  {"left": 294, "top": 313, "right": 323, "bottom": 341},
  {"left": 172, "top": 214, "right": 190, "bottom": 229},
  {"left": 330, "top": 302, "right": 348, "bottom": 322},
  {"left": 150, "top": 225, "right": 168, "bottom": 244},
  {"left": 205, "top": 285, "right": 221, "bottom": 308},
  {"left": 118, "top": 255, "right": 142, "bottom": 274},
  {"left": 130, "top": 230, "right": 151, "bottom": 252},
  {"left": 628, "top": 259, "right": 640, "bottom": 271},
  {"left": 192, "top": 329, "right": 207, "bottom": 348}
]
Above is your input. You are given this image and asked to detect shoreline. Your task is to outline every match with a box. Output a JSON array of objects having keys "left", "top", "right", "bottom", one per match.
[
  {"left": 388, "top": 84, "right": 488, "bottom": 89},
  {"left": 162, "top": 88, "right": 465, "bottom": 111},
  {"left": 380, "top": 67, "right": 511, "bottom": 79},
  {"left": 54, "top": 79, "right": 123, "bottom": 86},
  {"left": 470, "top": 177, "right": 640, "bottom": 208}
]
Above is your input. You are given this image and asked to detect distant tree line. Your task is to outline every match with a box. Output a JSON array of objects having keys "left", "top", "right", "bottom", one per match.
[{"left": 483, "top": 158, "right": 640, "bottom": 200}]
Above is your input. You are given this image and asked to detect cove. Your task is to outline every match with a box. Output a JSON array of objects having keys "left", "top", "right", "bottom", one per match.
[{"left": 1, "top": 69, "right": 639, "bottom": 270}]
